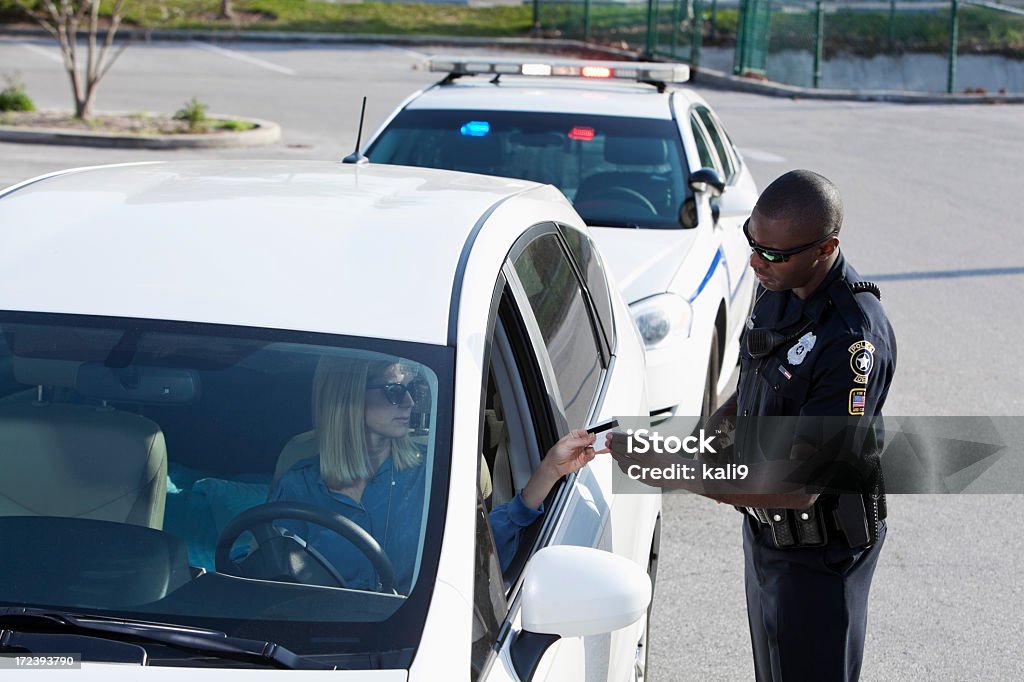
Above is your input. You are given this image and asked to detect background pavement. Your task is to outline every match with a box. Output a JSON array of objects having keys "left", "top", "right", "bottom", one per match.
[{"left": 1, "top": 36, "right": 1022, "bottom": 680}]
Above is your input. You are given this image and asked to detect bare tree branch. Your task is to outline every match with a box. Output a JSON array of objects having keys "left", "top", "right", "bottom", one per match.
[{"left": 15, "top": 1, "right": 164, "bottom": 120}]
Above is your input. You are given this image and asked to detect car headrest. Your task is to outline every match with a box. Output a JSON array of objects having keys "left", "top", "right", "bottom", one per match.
[
  {"left": 12, "top": 357, "right": 82, "bottom": 388},
  {"left": 439, "top": 134, "right": 502, "bottom": 172},
  {"left": 604, "top": 137, "right": 668, "bottom": 166},
  {"left": 12, "top": 357, "right": 200, "bottom": 403}
]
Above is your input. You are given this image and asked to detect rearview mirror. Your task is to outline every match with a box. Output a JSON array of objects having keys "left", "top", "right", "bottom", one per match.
[
  {"left": 510, "top": 545, "right": 651, "bottom": 680},
  {"left": 688, "top": 167, "right": 726, "bottom": 196}
]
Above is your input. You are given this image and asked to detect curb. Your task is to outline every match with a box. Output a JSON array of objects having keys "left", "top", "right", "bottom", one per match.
[
  {"left": 0, "top": 25, "right": 639, "bottom": 59},
  {"left": 4, "top": 25, "right": 1022, "bottom": 105},
  {"left": 0, "top": 114, "right": 281, "bottom": 149},
  {"left": 690, "top": 66, "right": 1024, "bottom": 105}
]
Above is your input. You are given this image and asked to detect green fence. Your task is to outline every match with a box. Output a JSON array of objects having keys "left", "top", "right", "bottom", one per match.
[{"left": 532, "top": 0, "right": 1024, "bottom": 93}]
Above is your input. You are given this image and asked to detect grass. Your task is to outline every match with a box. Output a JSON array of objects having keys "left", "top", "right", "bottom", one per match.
[{"left": 1, "top": 1, "right": 1021, "bottom": 56}]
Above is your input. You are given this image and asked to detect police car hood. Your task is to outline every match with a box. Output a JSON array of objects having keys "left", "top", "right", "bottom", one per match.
[{"left": 589, "top": 226, "right": 697, "bottom": 303}]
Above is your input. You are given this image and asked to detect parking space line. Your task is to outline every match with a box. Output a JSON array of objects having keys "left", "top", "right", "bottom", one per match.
[
  {"left": 740, "top": 148, "right": 787, "bottom": 163},
  {"left": 380, "top": 46, "right": 430, "bottom": 60},
  {"left": 190, "top": 41, "right": 296, "bottom": 76},
  {"left": 20, "top": 42, "right": 64, "bottom": 64}
]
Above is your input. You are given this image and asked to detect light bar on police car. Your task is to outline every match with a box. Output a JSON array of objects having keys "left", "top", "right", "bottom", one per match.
[{"left": 428, "top": 56, "right": 690, "bottom": 85}]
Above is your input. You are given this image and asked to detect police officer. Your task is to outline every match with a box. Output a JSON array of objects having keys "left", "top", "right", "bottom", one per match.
[
  {"left": 606, "top": 170, "right": 896, "bottom": 681},
  {"left": 727, "top": 169, "right": 896, "bottom": 682}
]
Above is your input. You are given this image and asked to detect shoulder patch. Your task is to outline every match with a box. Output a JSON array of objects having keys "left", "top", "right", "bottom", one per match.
[
  {"left": 849, "top": 340, "right": 875, "bottom": 383},
  {"left": 849, "top": 388, "right": 866, "bottom": 415}
]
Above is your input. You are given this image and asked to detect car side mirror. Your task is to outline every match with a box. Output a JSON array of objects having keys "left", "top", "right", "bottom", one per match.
[
  {"left": 509, "top": 546, "right": 651, "bottom": 681},
  {"left": 679, "top": 197, "right": 698, "bottom": 229},
  {"left": 688, "top": 167, "right": 726, "bottom": 197}
]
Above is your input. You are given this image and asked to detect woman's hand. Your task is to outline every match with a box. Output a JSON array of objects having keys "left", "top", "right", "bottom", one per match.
[{"left": 520, "top": 429, "right": 597, "bottom": 510}]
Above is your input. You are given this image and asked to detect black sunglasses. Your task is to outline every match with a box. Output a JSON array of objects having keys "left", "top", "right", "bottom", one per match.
[
  {"left": 743, "top": 218, "right": 836, "bottom": 264},
  {"left": 366, "top": 382, "right": 417, "bottom": 406}
]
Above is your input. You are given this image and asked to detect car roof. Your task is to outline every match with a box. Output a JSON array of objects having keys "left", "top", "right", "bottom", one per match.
[
  {"left": 0, "top": 161, "right": 552, "bottom": 345},
  {"left": 403, "top": 77, "right": 697, "bottom": 119}
]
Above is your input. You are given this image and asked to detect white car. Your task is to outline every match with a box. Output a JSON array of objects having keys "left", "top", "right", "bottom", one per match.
[
  {"left": 0, "top": 162, "right": 658, "bottom": 681},
  {"left": 364, "top": 57, "right": 759, "bottom": 418}
]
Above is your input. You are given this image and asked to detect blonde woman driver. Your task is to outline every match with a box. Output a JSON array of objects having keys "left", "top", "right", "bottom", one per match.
[{"left": 269, "top": 355, "right": 597, "bottom": 593}]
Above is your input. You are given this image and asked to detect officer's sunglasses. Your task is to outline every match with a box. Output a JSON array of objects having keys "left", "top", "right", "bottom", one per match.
[
  {"left": 743, "top": 218, "right": 837, "bottom": 264},
  {"left": 366, "top": 382, "right": 417, "bottom": 406}
]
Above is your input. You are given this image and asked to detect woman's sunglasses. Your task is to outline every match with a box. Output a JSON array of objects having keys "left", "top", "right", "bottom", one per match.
[
  {"left": 743, "top": 218, "right": 837, "bottom": 264},
  {"left": 366, "top": 382, "right": 417, "bottom": 406}
]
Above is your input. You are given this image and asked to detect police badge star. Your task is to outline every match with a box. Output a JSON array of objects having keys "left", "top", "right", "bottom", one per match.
[
  {"left": 786, "top": 332, "right": 816, "bottom": 365},
  {"left": 849, "top": 340, "right": 875, "bottom": 384}
]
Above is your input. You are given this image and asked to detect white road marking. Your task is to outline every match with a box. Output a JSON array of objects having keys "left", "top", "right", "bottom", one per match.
[
  {"left": 740, "top": 148, "right": 787, "bottom": 163},
  {"left": 379, "top": 45, "right": 429, "bottom": 60},
  {"left": 20, "top": 42, "right": 64, "bottom": 64},
  {"left": 190, "top": 41, "right": 296, "bottom": 76}
]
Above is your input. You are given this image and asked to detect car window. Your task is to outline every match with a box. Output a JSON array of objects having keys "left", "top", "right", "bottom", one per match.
[
  {"left": 513, "top": 234, "right": 602, "bottom": 429},
  {"left": 0, "top": 313, "right": 454, "bottom": 661},
  {"left": 367, "top": 109, "right": 690, "bottom": 230},
  {"left": 559, "top": 224, "right": 615, "bottom": 358},
  {"left": 695, "top": 105, "right": 737, "bottom": 182},
  {"left": 689, "top": 113, "right": 723, "bottom": 175},
  {"left": 471, "top": 489, "right": 507, "bottom": 680}
]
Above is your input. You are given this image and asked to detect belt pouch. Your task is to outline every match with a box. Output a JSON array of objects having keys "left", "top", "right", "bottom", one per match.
[
  {"left": 834, "top": 494, "right": 871, "bottom": 548},
  {"left": 793, "top": 505, "right": 827, "bottom": 546},
  {"left": 765, "top": 508, "right": 796, "bottom": 548}
]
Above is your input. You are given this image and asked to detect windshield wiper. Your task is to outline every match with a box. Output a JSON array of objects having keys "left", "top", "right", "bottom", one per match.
[
  {"left": 0, "top": 607, "right": 333, "bottom": 670},
  {"left": 582, "top": 218, "right": 644, "bottom": 229}
]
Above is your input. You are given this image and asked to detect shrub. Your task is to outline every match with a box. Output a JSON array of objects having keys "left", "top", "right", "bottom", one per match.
[
  {"left": 0, "top": 78, "right": 35, "bottom": 112},
  {"left": 215, "top": 118, "right": 255, "bottom": 132},
  {"left": 173, "top": 96, "right": 209, "bottom": 132}
]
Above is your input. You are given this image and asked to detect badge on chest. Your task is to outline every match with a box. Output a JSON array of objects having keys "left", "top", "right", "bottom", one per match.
[{"left": 786, "top": 332, "right": 817, "bottom": 366}]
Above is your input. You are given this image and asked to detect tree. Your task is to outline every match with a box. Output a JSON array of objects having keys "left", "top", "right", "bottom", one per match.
[
  {"left": 219, "top": 1, "right": 234, "bottom": 21},
  {"left": 14, "top": 1, "right": 133, "bottom": 120}
]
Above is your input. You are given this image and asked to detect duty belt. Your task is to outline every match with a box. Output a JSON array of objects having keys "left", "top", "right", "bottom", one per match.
[{"left": 745, "top": 492, "right": 885, "bottom": 549}]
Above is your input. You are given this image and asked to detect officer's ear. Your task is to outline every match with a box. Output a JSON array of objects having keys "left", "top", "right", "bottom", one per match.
[{"left": 817, "top": 235, "right": 839, "bottom": 260}]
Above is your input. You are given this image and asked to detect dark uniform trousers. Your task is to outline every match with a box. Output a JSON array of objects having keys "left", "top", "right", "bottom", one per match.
[{"left": 743, "top": 516, "right": 886, "bottom": 682}]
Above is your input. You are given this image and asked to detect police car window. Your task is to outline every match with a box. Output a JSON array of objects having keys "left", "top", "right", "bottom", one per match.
[
  {"left": 695, "top": 106, "right": 737, "bottom": 182},
  {"left": 0, "top": 314, "right": 453, "bottom": 662},
  {"left": 689, "top": 114, "right": 722, "bottom": 174},
  {"left": 366, "top": 109, "right": 689, "bottom": 230},
  {"left": 513, "top": 234, "right": 602, "bottom": 428}
]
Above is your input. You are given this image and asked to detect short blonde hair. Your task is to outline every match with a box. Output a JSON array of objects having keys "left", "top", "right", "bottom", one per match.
[{"left": 313, "top": 355, "right": 421, "bottom": 490}]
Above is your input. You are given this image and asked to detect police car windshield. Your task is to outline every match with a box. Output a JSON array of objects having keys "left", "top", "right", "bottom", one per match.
[
  {"left": 0, "top": 313, "right": 453, "bottom": 666},
  {"left": 367, "top": 109, "right": 690, "bottom": 230}
]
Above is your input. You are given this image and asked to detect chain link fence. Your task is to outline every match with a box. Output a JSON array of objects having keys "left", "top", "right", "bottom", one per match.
[{"left": 532, "top": 0, "right": 1024, "bottom": 93}]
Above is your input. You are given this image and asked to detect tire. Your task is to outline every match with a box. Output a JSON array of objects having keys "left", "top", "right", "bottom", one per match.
[
  {"left": 701, "top": 326, "right": 721, "bottom": 419},
  {"left": 634, "top": 597, "right": 651, "bottom": 682},
  {"left": 634, "top": 520, "right": 660, "bottom": 682}
]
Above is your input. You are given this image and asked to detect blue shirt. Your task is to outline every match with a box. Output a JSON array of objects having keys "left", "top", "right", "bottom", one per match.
[{"left": 270, "top": 455, "right": 541, "bottom": 593}]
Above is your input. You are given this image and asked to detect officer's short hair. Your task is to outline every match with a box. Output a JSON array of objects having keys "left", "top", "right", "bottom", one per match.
[{"left": 755, "top": 170, "right": 843, "bottom": 239}]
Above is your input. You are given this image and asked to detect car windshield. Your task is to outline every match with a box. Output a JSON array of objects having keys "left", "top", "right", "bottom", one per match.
[
  {"left": 367, "top": 109, "right": 689, "bottom": 229},
  {"left": 0, "top": 312, "right": 453, "bottom": 667}
]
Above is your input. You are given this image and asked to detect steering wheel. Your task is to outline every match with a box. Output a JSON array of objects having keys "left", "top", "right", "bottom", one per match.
[
  {"left": 601, "top": 186, "right": 659, "bottom": 216},
  {"left": 575, "top": 186, "right": 659, "bottom": 220},
  {"left": 214, "top": 501, "right": 396, "bottom": 593}
]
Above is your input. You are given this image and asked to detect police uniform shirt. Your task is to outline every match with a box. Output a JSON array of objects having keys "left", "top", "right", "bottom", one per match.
[{"left": 735, "top": 252, "right": 897, "bottom": 492}]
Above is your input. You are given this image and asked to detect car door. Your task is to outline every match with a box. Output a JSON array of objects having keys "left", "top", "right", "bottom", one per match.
[
  {"left": 689, "top": 106, "right": 755, "bottom": 340},
  {"left": 470, "top": 225, "right": 629, "bottom": 682}
]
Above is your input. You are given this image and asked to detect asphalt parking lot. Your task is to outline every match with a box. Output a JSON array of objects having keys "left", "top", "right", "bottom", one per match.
[{"left": 2, "top": 36, "right": 1023, "bottom": 680}]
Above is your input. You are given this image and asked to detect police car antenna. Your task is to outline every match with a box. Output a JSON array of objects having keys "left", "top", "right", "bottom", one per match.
[{"left": 342, "top": 96, "right": 369, "bottom": 165}]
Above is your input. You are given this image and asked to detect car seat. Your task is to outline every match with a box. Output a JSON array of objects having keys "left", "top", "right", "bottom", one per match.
[
  {"left": 0, "top": 357, "right": 168, "bottom": 529},
  {"left": 574, "top": 137, "right": 674, "bottom": 217}
]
